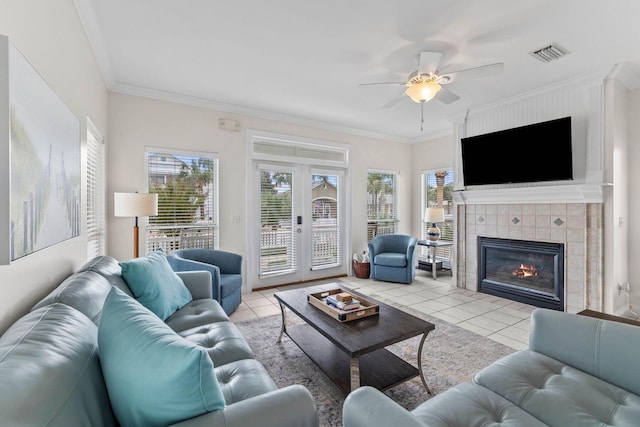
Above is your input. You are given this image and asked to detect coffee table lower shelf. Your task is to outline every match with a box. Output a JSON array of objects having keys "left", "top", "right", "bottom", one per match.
[{"left": 285, "top": 323, "right": 419, "bottom": 395}]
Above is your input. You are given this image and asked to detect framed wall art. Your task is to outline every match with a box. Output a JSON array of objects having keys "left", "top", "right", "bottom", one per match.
[{"left": 0, "top": 35, "right": 80, "bottom": 264}]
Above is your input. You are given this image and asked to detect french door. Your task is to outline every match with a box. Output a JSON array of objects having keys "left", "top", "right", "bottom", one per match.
[{"left": 248, "top": 162, "right": 347, "bottom": 289}]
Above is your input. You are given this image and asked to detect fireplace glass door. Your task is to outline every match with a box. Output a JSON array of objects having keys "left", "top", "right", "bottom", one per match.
[{"left": 478, "top": 237, "right": 564, "bottom": 311}]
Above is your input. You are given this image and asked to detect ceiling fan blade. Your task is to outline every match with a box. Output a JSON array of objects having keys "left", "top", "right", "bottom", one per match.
[
  {"left": 381, "top": 92, "right": 406, "bottom": 109},
  {"left": 418, "top": 51, "right": 443, "bottom": 75},
  {"left": 358, "top": 82, "right": 406, "bottom": 87},
  {"left": 435, "top": 87, "right": 460, "bottom": 104},
  {"left": 440, "top": 62, "right": 504, "bottom": 84}
]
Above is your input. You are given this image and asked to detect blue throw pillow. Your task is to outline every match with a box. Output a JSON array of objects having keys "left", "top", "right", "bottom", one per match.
[
  {"left": 120, "top": 249, "right": 192, "bottom": 320},
  {"left": 98, "top": 287, "right": 225, "bottom": 427}
]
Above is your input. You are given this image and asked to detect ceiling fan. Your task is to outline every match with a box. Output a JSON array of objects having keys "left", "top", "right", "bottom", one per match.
[{"left": 359, "top": 51, "right": 504, "bottom": 130}]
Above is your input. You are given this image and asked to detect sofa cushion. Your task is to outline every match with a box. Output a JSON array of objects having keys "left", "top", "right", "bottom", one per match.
[
  {"left": 0, "top": 304, "right": 117, "bottom": 427},
  {"left": 411, "top": 382, "right": 547, "bottom": 427},
  {"left": 373, "top": 252, "right": 408, "bottom": 267},
  {"left": 178, "top": 321, "right": 254, "bottom": 366},
  {"left": 214, "top": 358, "right": 278, "bottom": 404},
  {"left": 474, "top": 349, "right": 640, "bottom": 427},
  {"left": 166, "top": 298, "right": 230, "bottom": 332},
  {"left": 79, "top": 255, "right": 134, "bottom": 296},
  {"left": 120, "top": 249, "right": 193, "bottom": 320},
  {"left": 31, "top": 270, "right": 112, "bottom": 324},
  {"left": 530, "top": 308, "right": 640, "bottom": 396},
  {"left": 98, "top": 287, "right": 225, "bottom": 427}
]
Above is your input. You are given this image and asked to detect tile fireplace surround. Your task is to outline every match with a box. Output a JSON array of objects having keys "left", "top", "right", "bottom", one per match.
[{"left": 454, "top": 202, "right": 603, "bottom": 313}]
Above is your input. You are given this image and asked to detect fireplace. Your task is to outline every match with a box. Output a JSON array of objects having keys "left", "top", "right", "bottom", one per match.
[{"left": 477, "top": 237, "right": 564, "bottom": 311}]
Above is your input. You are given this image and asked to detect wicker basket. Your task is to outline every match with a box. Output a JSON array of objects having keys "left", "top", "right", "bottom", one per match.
[{"left": 352, "top": 260, "right": 370, "bottom": 279}]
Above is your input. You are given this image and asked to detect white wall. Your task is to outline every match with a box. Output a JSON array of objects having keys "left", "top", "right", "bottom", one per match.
[
  {"left": 627, "top": 88, "right": 640, "bottom": 307},
  {"left": 604, "top": 79, "right": 630, "bottom": 313},
  {"left": 107, "top": 93, "right": 414, "bottom": 289},
  {"left": 0, "top": 0, "right": 108, "bottom": 334},
  {"left": 410, "top": 134, "right": 455, "bottom": 237}
]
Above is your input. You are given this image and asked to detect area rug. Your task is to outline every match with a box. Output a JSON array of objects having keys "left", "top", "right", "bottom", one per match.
[{"left": 235, "top": 304, "right": 516, "bottom": 427}]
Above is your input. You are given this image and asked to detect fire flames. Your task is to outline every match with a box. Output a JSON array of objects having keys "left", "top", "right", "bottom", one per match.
[{"left": 512, "top": 264, "right": 539, "bottom": 278}]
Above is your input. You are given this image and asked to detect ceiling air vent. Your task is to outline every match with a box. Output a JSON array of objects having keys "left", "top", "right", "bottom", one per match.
[{"left": 530, "top": 44, "right": 568, "bottom": 63}]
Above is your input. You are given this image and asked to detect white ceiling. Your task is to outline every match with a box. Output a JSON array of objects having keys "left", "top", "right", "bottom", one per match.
[{"left": 75, "top": 0, "right": 640, "bottom": 142}]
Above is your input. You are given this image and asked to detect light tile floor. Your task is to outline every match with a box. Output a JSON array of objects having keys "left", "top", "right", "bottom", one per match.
[{"left": 229, "top": 270, "right": 536, "bottom": 350}]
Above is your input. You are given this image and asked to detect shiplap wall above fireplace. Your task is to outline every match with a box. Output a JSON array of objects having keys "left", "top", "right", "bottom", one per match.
[{"left": 452, "top": 70, "right": 610, "bottom": 206}]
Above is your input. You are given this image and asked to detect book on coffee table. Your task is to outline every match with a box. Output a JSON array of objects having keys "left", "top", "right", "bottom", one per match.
[{"left": 308, "top": 288, "right": 379, "bottom": 322}]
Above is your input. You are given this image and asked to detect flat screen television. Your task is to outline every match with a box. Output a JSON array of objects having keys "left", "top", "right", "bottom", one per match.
[{"left": 461, "top": 117, "right": 573, "bottom": 186}]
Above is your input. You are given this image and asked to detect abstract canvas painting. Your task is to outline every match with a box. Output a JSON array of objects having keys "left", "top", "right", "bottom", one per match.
[{"left": 6, "top": 39, "right": 80, "bottom": 262}]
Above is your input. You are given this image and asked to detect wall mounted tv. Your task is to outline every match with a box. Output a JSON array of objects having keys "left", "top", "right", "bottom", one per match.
[{"left": 461, "top": 116, "right": 573, "bottom": 186}]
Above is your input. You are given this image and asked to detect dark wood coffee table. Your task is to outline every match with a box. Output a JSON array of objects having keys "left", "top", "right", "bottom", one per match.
[{"left": 274, "top": 283, "right": 436, "bottom": 395}]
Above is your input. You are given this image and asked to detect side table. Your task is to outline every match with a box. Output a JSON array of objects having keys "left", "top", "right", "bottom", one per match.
[{"left": 417, "top": 240, "right": 453, "bottom": 279}]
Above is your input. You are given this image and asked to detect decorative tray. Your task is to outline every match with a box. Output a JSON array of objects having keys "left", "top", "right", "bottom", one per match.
[{"left": 307, "top": 288, "right": 379, "bottom": 322}]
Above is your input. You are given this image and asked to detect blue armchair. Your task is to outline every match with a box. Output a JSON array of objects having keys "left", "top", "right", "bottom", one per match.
[
  {"left": 166, "top": 248, "right": 243, "bottom": 314},
  {"left": 367, "top": 234, "right": 417, "bottom": 284}
]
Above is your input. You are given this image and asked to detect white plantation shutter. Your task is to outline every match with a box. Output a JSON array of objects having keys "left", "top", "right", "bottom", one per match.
[
  {"left": 145, "top": 148, "right": 219, "bottom": 254},
  {"left": 86, "top": 119, "right": 105, "bottom": 259},
  {"left": 259, "top": 165, "right": 296, "bottom": 276},
  {"left": 367, "top": 171, "right": 397, "bottom": 242}
]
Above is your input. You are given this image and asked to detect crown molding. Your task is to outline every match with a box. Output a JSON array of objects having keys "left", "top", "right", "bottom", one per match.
[
  {"left": 110, "top": 82, "right": 419, "bottom": 144},
  {"left": 607, "top": 62, "right": 640, "bottom": 90},
  {"left": 73, "top": 0, "right": 115, "bottom": 87},
  {"left": 407, "top": 127, "right": 454, "bottom": 144}
]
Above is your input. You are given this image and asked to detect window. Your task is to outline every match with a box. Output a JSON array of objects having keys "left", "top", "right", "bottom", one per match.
[
  {"left": 145, "top": 148, "right": 219, "bottom": 254},
  {"left": 311, "top": 171, "right": 342, "bottom": 270},
  {"left": 367, "top": 171, "right": 397, "bottom": 242},
  {"left": 86, "top": 119, "right": 105, "bottom": 259},
  {"left": 422, "top": 169, "right": 454, "bottom": 262}
]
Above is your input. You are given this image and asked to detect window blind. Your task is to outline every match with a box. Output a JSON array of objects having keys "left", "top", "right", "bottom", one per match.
[
  {"left": 311, "top": 172, "right": 342, "bottom": 270},
  {"left": 367, "top": 171, "right": 397, "bottom": 242},
  {"left": 145, "top": 148, "right": 218, "bottom": 254},
  {"left": 86, "top": 120, "right": 105, "bottom": 259},
  {"left": 422, "top": 169, "right": 455, "bottom": 262},
  {"left": 259, "top": 167, "right": 296, "bottom": 276}
]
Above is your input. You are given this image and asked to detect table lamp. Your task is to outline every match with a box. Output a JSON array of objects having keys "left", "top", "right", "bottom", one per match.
[
  {"left": 424, "top": 208, "right": 444, "bottom": 241},
  {"left": 114, "top": 192, "right": 158, "bottom": 258}
]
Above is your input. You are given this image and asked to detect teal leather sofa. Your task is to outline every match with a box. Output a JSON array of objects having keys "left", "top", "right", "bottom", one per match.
[
  {"left": 0, "top": 255, "right": 318, "bottom": 427},
  {"left": 343, "top": 308, "right": 640, "bottom": 427}
]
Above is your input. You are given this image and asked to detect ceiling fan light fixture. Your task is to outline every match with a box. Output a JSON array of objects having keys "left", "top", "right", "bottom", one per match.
[{"left": 405, "top": 79, "right": 441, "bottom": 103}]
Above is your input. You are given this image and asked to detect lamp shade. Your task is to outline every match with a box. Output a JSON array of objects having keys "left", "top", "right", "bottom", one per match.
[
  {"left": 424, "top": 207, "right": 444, "bottom": 224},
  {"left": 405, "top": 80, "right": 441, "bottom": 103},
  {"left": 114, "top": 193, "right": 158, "bottom": 217}
]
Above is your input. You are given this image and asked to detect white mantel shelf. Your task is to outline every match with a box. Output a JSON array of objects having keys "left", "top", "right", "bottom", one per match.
[{"left": 453, "top": 183, "right": 607, "bottom": 205}]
